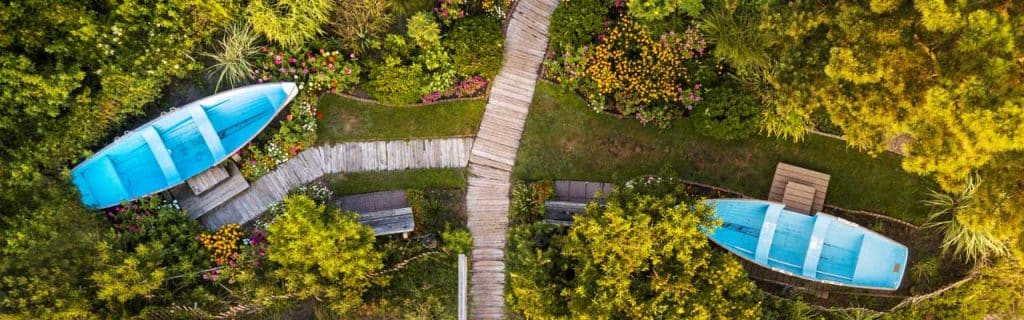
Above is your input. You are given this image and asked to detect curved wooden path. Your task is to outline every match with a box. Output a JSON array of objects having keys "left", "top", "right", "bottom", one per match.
[
  {"left": 466, "top": 0, "right": 558, "bottom": 318},
  {"left": 199, "top": 138, "right": 473, "bottom": 229}
]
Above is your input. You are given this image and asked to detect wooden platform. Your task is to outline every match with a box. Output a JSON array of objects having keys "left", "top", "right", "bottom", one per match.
[
  {"left": 199, "top": 138, "right": 473, "bottom": 229},
  {"left": 171, "top": 162, "right": 250, "bottom": 219},
  {"left": 187, "top": 165, "right": 229, "bottom": 195},
  {"left": 768, "top": 163, "right": 830, "bottom": 214},
  {"left": 465, "top": 0, "right": 559, "bottom": 318},
  {"left": 334, "top": 190, "right": 408, "bottom": 213},
  {"left": 358, "top": 208, "right": 415, "bottom": 237}
]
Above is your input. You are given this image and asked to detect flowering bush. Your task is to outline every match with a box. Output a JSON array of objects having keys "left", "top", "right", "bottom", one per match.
[
  {"left": 584, "top": 18, "right": 707, "bottom": 126},
  {"left": 255, "top": 47, "right": 361, "bottom": 94},
  {"left": 435, "top": 0, "right": 468, "bottom": 25},
  {"left": 240, "top": 94, "right": 319, "bottom": 180},
  {"left": 197, "top": 224, "right": 244, "bottom": 267},
  {"left": 257, "top": 181, "right": 335, "bottom": 229},
  {"left": 421, "top": 76, "right": 489, "bottom": 103}
]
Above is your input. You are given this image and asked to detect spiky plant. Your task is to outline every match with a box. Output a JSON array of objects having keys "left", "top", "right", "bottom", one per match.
[
  {"left": 832, "top": 308, "right": 881, "bottom": 320},
  {"left": 203, "top": 24, "right": 261, "bottom": 92},
  {"left": 924, "top": 176, "right": 1009, "bottom": 263}
]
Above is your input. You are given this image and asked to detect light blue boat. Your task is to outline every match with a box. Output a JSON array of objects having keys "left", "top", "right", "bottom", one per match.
[
  {"left": 703, "top": 199, "right": 908, "bottom": 291},
  {"left": 72, "top": 83, "right": 298, "bottom": 209}
]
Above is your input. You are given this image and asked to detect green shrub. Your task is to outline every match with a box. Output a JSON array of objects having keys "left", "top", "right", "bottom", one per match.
[
  {"left": 510, "top": 181, "right": 553, "bottom": 225},
  {"left": 445, "top": 16, "right": 504, "bottom": 79},
  {"left": 246, "top": 0, "right": 333, "bottom": 48},
  {"left": 366, "top": 55, "right": 429, "bottom": 104},
  {"left": 626, "top": 0, "right": 703, "bottom": 21},
  {"left": 692, "top": 85, "right": 762, "bottom": 140},
  {"left": 407, "top": 12, "right": 441, "bottom": 49},
  {"left": 330, "top": 0, "right": 393, "bottom": 54},
  {"left": 441, "top": 227, "right": 472, "bottom": 254},
  {"left": 549, "top": 0, "right": 611, "bottom": 52},
  {"left": 203, "top": 24, "right": 261, "bottom": 92}
]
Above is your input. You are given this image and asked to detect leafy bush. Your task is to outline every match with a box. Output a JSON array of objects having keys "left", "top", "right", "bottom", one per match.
[
  {"left": 584, "top": 18, "right": 707, "bottom": 126},
  {"left": 445, "top": 16, "right": 504, "bottom": 79},
  {"left": 482, "top": 0, "right": 512, "bottom": 19},
  {"left": 407, "top": 12, "right": 442, "bottom": 49},
  {"left": 246, "top": 0, "right": 332, "bottom": 48},
  {"left": 435, "top": 0, "right": 468, "bottom": 25},
  {"left": 203, "top": 24, "right": 262, "bottom": 92},
  {"left": 548, "top": 0, "right": 611, "bottom": 52},
  {"left": 692, "top": 84, "right": 762, "bottom": 140},
  {"left": 366, "top": 55, "right": 429, "bottom": 105},
  {"left": 266, "top": 195, "right": 382, "bottom": 314},
  {"left": 441, "top": 227, "right": 473, "bottom": 254},
  {"left": 626, "top": 0, "right": 703, "bottom": 21},
  {"left": 510, "top": 181, "right": 554, "bottom": 225},
  {"left": 330, "top": 0, "right": 393, "bottom": 54}
]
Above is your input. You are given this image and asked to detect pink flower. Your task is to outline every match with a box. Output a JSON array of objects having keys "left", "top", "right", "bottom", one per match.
[
  {"left": 328, "top": 63, "right": 335, "bottom": 71},
  {"left": 343, "top": 67, "right": 352, "bottom": 75},
  {"left": 274, "top": 54, "right": 282, "bottom": 65}
]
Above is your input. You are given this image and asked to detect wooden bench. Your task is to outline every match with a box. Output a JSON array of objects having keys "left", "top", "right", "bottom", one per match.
[
  {"left": 544, "top": 180, "right": 615, "bottom": 226},
  {"left": 333, "top": 190, "right": 414, "bottom": 238},
  {"left": 768, "top": 163, "right": 830, "bottom": 214}
]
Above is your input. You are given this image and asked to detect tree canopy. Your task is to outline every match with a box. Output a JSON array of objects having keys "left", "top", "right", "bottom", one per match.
[{"left": 508, "top": 180, "right": 761, "bottom": 319}]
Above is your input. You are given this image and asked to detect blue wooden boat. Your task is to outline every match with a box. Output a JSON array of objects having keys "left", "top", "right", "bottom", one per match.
[
  {"left": 703, "top": 199, "right": 908, "bottom": 290},
  {"left": 72, "top": 82, "right": 298, "bottom": 209}
]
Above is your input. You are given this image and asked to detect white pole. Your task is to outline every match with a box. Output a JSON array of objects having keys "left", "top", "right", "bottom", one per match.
[{"left": 458, "top": 253, "right": 468, "bottom": 320}]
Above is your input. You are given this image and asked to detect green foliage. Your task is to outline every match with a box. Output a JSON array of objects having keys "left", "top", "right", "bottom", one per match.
[
  {"left": 509, "top": 181, "right": 554, "bottom": 225},
  {"left": 627, "top": 0, "right": 703, "bottom": 21},
  {"left": 506, "top": 180, "right": 762, "bottom": 319},
  {"left": 924, "top": 177, "right": 1010, "bottom": 263},
  {"left": 266, "top": 195, "right": 383, "bottom": 314},
  {"left": 702, "top": 1, "right": 1024, "bottom": 188},
  {"left": 203, "top": 24, "right": 261, "bottom": 92},
  {"left": 329, "top": 0, "right": 393, "bottom": 54},
  {"left": 441, "top": 227, "right": 472, "bottom": 254},
  {"left": 246, "top": 0, "right": 332, "bottom": 48},
  {"left": 445, "top": 16, "right": 504, "bottom": 79},
  {"left": 548, "top": 0, "right": 611, "bottom": 52},
  {"left": 407, "top": 12, "right": 442, "bottom": 49},
  {"left": 883, "top": 260, "right": 1024, "bottom": 320},
  {"left": 0, "top": 0, "right": 232, "bottom": 208},
  {"left": 506, "top": 223, "right": 571, "bottom": 319},
  {"left": 91, "top": 241, "right": 167, "bottom": 305},
  {"left": 693, "top": 84, "right": 762, "bottom": 140},
  {"left": 366, "top": 54, "right": 429, "bottom": 105},
  {"left": 910, "top": 256, "right": 939, "bottom": 287},
  {"left": 0, "top": 195, "right": 108, "bottom": 318},
  {"left": 760, "top": 294, "right": 820, "bottom": 320}
]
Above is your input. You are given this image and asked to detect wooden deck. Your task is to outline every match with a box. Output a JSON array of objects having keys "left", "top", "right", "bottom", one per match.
[
  {"left": 768, "top": 163, "right": 831, "bottom": 214},
  {"left": 334, "top": 191, "right": 413, "bottom": 237},
  {"left": 199, "top": 138, "right": 472, "bottom": 229},
  {"left": 465, "top": 0, "right": 559, "bottom": 318},
  {"left": 171, "top": 162, "right": 250, "bottom": 219},
  {"left": 187, "top": 165, "right": 229, "bottom": 195}
]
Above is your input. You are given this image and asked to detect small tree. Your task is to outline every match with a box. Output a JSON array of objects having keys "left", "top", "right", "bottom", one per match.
[
  {"left": 266, "top": 195, "right": 383, "bottom": 314},
  {"left": 924, "top": 176, "right": 1010, "bottom": 263},
  {"left": 203, "top": 24, "right": 261, "bottom": 92},
  {"left": 246, "top": 0, "right": 332, "bottom": 48}
]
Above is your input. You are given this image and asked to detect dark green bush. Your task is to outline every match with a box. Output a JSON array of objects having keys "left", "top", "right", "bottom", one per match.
[
  {"left": 445, "top": 16, "right": 504, "bottom": 79},
  {"left": 548, "top": 0, "right": 612, "bottom": 52},
  {"left": 692, "top": 84, "right": 762, "bottom": 140}
]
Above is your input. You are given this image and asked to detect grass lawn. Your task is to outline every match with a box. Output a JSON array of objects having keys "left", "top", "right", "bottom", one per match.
[
  {"left": 326, "top": 169, "right": 467, "bottom": 195},
  {"left": 514, "top": 82, "right": 937, "bottom": 223},
  {"left": 316, "top": 94, "right": 485, "bottom": 144}
]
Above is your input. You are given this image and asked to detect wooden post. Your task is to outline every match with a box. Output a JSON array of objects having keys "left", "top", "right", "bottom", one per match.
[{"left": 458, "top": 254, "right": 467, "bottom": 320}]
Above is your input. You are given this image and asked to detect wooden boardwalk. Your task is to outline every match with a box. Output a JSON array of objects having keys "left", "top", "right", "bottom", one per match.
[
  {"left": 199, "top": 138, "right": 473, "bottom": 229},
  {"left": 466, "top": 0, "right": 558, "bottom": 318}
]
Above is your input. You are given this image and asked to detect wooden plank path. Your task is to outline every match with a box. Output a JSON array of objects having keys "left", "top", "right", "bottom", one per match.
[
  {"left": 466, "top": 0, "right": 558, "bottom": 318},
  {"left": 199, "top": 138, "right": 473, "bottom": 229}
]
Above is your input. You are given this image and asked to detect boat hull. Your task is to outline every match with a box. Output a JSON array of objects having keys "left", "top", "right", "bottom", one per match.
[
  {"left": 703, "top": 199, "right": 908, "bottom": 291},
  {"left": 72, "top": 82, "right": 299, "bottom": 209}
]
